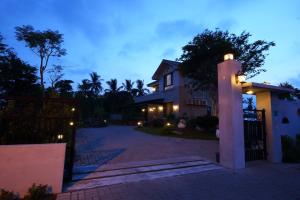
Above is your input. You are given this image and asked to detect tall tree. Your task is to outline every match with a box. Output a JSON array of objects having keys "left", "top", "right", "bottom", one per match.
[
  {"left": 78, "top": 79, "right": 92, "bottom": 98},
  {"left": 15, "top": 25, "right": 66, "bottom": 90},
  {"left": 135, "top": 79, "right": 149, "bottom": 96},
  {"left": 55, "top": 80, "right": 73, "bottom": 97},
  {"left": 122, "top": 79, "right": 134, "bottom": 94},
  {"left": 279, "top": 82, "right": 300, "bottom": 100},
  {"left": 178, "top": 29, "right": 275, "bottom": 114},
  {"left": 0, "top": 34, "right": 39, "bottom": 98},
  {"left": 89, "top": 72, "right": 103, "bottom": 97},
  {"left": 105, "top": 79, "right": 122, "bottom": 94},
  {"left": 47, "top": 65, "right": 64, "bottom": 88}
]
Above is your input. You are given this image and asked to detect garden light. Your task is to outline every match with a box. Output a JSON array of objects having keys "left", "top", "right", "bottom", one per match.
[
  {"left": 137, "top": 121, "right": 143, "bottom": 127},
  {"left": 57, "top": 134, "right": 64, "bottom": 140},
  {"left": 71, "top": 107, "right": 76, "bottom": 112},
  {"left": 166, "top": 122, "right": 171, "bottom": 126},
  {"left": 69, "top": 121, "right": 74, "bottom": 126},
  {"left": 141, "top": 108, "right": 146, "bottom": 112}
]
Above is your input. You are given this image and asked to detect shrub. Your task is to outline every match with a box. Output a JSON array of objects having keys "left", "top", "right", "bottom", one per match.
[
  {"left": 23, "top": 184, "right": 55, "bottom": 200},
  {"left": 196, "top": 115, "right": 219, "bottom": 131},
  {"left": 281, "top": 135, "right": 300, "bottom": 163},
  {"left": 160, "top": 125, "right": 175, "bottom": 135},
  {"left": 186, "top": 118, "right": 198, "bottom": 128},
  {"left": 150, "top": 118, "right": 164, "bottom": 127},
  {"left": 0, "top": 189, "right": 18, "bottom": 200}
]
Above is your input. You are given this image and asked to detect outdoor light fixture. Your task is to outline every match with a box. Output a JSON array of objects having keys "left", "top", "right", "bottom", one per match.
[
  {"left": 224, "top": 53, "right": 234, "bottom": 61},
  {"left": 71, "top": 107, "right": 76, "bottom": 112},
  {"left": 57, "top": 134, "right": 64, "bottom": 140},
  {"left": 137, "top": 121, "right": 143, "bottom": 127},
  {"left": 246, "top": 90, "right": 254, "bottom": 95},
  {"left": 69, "top": 121, "right": 74, "bottom": 126},
  {"left": 151, "top": 87, "right": 157, "bottom": 92},
  {"left": 173, "top": 105, "right": 179, "bottom": 111},
  {"left": 236, "top": 71, "right": 246, "bottom": 84},
  {"left": 141, "top": 108, "right": 146, "bottom": 112},
  {"left": 166, "top": 122, "right": 172, "bottom": 126},
  {"left": 158, "top": 106, "right": 163, "bottom": 112}
]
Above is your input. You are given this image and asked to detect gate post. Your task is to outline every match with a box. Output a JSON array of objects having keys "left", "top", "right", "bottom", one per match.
[{"left": 218, "top": 57, "right": 245, "bottom": 169}]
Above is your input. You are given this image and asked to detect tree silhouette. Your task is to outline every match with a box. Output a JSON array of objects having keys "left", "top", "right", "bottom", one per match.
[
  {"left": 105, "top": 79, "right": 122, "bottom": 94},
  {"left": 15, "top": 25, "right": 66, "bottom": 90},
  {"left": 89, "top": 72, "right": 103, "bottom": 97},
  {"left": 122, "top": 79, "right": 134, "bottom": 94},
  {"left": 135, "top": 79, "right": 149, "bottom": 96}
]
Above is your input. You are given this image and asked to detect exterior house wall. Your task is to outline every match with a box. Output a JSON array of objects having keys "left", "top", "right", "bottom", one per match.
[
  {"left": 271, "top": 96, "right": 300, "bottom": 138},
  {"left": 0, "top": 143, "right": 66, "bottom": 197}
]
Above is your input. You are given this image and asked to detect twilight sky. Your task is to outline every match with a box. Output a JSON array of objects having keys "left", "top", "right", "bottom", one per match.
[{"left": 1, "top": 0, "right": 300, "bottom": 89}]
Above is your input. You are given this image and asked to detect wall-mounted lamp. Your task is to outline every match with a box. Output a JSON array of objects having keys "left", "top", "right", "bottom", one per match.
[
  {"left": 236, "top": 71, "right": 246, "bottom": 84},
  {"left": 224, "top": 53, "right": 234, "bottom": 61},
  {"left": 246, "top": 90, "right": 254, "bottom": 95}
]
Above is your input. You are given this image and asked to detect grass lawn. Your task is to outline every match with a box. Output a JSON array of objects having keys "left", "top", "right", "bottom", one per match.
[{"left": 135, "top": 126, "right": 218, "bottom": 140}]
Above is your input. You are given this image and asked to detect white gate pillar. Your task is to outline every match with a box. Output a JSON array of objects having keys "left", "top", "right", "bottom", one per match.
[{"left": 218, "top": 58, "right": 245, "bottom": 169}]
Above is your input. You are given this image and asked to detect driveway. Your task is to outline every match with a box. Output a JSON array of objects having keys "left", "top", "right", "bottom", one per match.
[{"left": 74, "top": 125, "right": 219, "bottom": 166}]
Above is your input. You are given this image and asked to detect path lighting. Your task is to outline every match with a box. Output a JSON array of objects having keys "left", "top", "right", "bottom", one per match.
[
  {"left": 57, "top": 134, "right": 64, "bottom": 140},
  {"left": 246, "top": 90, "right": 254, "bottom": 95},
  {"left": 236, "top": 71, "right": 246, "bottom": 84},
  {"left": 166, "top": 122, "right": 172, "bottom": 126},
  {"left": 173, "top": 105, "right": 179, "bottom": 111},
  {"left": 137, "top": 121, "right": 143, "bottom": 127},
  {"left": 141, "top": 108, "right": 146, "bottom": 112},
  {"left": 71, "top": 107, "right": 76, "bottom": 112},
  {"left": 224, "top": 53, "right": 234, "bottom": 61},
  {"left": 69, "top": 121, "right": 74, "bottom": 126},
  {"left": 158, "top": 106, "right": 163, "bottom": 112}
]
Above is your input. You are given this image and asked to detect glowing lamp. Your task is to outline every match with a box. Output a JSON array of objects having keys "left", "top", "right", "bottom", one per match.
[
  {"left": 236, "top": 71, "right": 246, "bottom": 84},
  {"left": 57, "top": 134, "right": 64, "bottom": 140},
  {"left": 71, "top": 107, "right": 76, "bottom": 112},
  {"left": 224, "top": 53, "right": 234, "bottom": 61},
  {"left": 166, "top": 122, "right": 171, "bottom": 126},
  {"left": 173, "top": 105, "right": 179, "bottom": 111},
  {"left": 158, "top": 106, "right": 163, "bottom": 111},
  {"left": 141, "top": 108, "right": 146, "bottom": 112},
  {"left": 137, "top": 121, "right": 143, "bottom": 127},
  {"left": 246, "top": 90, "right": 254, "bottom": 95},
  {"left": 69, "top": 121, "right": 74, "bottom": 126}
]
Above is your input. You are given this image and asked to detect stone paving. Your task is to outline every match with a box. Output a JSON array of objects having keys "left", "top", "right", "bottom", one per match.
[
  {"left": 74, "top": 125, "right": 219, "bottom": 166},
  {"left": 58, "top": 161, "right": 300, "bottom": 200}
]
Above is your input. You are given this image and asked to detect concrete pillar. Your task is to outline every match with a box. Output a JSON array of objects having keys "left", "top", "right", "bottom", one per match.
[
  {"left": 256, "top": 91, "right": 282, "bottom": 162},
  {"left": 218, "top": 59, "right": 245, "bottom": 169}
]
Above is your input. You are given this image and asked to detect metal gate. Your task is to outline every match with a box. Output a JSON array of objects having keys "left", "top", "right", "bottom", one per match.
[{"left": 243, "top": 109, "right": 267, "bottom": 161}]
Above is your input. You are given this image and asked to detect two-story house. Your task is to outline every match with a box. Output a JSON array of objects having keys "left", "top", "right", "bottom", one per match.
[{"left": 134, "top": 59, "right": 213, "bottom": 121}]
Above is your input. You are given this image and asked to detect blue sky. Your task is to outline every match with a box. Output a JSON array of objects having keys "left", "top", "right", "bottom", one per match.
[{"left": 1, "top": 0, "right": 300, "bottom": 89}]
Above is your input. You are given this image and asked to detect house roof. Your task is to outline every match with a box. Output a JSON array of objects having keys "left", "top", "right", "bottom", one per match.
[
  {"left": 152, "top": 59, "right": 181, "bottom": 80},
  {"left": 147, "top": 80, "right": 158, "bottom": 87},
  {"left": 242, "top": 82, "right": 294, "bottom": 94}
]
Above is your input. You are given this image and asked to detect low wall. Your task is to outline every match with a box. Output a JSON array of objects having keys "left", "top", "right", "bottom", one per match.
[{"left": 0, "top": 143, "right": 66, "bottom": 197}]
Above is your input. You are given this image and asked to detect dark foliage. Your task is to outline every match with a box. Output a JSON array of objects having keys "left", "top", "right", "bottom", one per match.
[
  {"left": 23, "top": 184, "right": 55, "bottom": 200},
  {"left": 178, "top": 29, "right": 275, "bottom": 91}
]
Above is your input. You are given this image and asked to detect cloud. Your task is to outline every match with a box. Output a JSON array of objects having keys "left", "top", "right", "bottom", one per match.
[{"left": 155, "top": 20, "right": 202, "bottom": 39}]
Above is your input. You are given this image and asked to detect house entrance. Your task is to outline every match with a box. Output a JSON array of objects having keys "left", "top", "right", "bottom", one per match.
[{"left": 243, "top": 109, "right": 267, "bottom": 161}]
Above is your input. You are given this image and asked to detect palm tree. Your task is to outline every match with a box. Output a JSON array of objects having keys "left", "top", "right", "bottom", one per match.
[
  {"left": 90, "top": 72, "right": 103, "bottom": 97},
  {"left": 136, "top": 79, "right": 149, "bottom": 96},
  {"left": 122, "top": 79, "right": 134, "bottom": 94},
  {"left": 105, "top": 79, "right": 123, "bottom": 94},
  {"left": 78, "top": 79, "right": 91, "bottom": 97}
]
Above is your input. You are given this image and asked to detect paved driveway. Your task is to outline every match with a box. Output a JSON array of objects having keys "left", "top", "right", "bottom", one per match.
[{"left": 75, "top": 125, "right": 219, "bottom": 166}]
